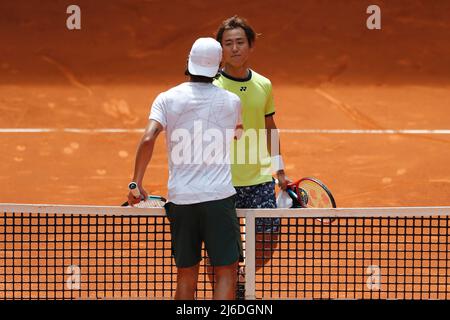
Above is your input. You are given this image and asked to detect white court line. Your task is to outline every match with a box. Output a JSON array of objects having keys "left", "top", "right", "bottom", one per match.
[
  {"left": 280, "top": 129, "right": 450, "bottom": 134},
  {"left": 0, "top": 128, "right": 144, "bottom": 133},
  {"left": 1, "top": 128, "right": 450, "bottom": 134},
  {"left": 63, "top": 128, "right": 144, "bottom": 133}
]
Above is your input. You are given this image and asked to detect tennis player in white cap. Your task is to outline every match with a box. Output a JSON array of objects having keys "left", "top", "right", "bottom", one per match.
[{"left": 128, "top": 37, "right": 243, "bottom": 300}]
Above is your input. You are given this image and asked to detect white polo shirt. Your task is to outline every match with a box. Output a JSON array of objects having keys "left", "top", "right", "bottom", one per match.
[{"left": 149, "top": 82, "right": 242, "bottom": 205}]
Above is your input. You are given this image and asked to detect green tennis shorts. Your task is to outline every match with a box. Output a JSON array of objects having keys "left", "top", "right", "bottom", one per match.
[{"left": 164, "top": 195, "right": 243, "bottom": 268}]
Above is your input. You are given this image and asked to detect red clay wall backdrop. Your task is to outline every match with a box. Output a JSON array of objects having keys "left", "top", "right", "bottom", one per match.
[{"left": 1, "top": 0, "right": 449, "bottom": 206}]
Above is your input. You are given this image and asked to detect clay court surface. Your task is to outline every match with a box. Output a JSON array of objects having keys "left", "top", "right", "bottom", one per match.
[{"left": 1, "top": 0, "right": 450, "bottom": 300}]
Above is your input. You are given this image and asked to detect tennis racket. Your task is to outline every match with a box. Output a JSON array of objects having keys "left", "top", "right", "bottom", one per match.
[
  {"left": 283, "top": 177, "right": 337, "bottom": 224},
  {"left": 121, "top": 182, "right": 167, "bottom": 208}
]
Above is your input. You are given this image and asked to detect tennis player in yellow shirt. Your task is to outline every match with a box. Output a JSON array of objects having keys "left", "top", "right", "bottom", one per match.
[{"left": 214, "top": 15, "right": 289, "bottom": 299}]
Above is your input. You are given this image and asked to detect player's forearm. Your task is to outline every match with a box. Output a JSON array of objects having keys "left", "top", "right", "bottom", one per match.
[
  {"left": 265, "top": 116, "right": 286, "bottom": 179},
  {"left": 132, "top": 137, "right": 156, "bottom": 185},
  {"left": 265, "top": 120, "right": 281, "bottom": 156},
  {"left": 267, "top": 129, "right": 285, "bottom": 174},
  {"left": 132, "top": 120, "right": 163, "bottom": 185}
]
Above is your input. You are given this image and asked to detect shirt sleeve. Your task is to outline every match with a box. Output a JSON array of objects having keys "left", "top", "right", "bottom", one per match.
[
  {"left": 149, "top": 93, "right": 167, "bottom": 129},
  {"left": 264, "top": 82, "right": 275, "bottom": 116}
]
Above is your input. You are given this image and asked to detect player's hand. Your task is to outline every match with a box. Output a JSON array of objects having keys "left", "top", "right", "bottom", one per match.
[
  {"left": 127, "top": 185, "right": 148, "bottom": 206},
  {"left": 276, "top": 170, "right": 290, "bottom": 191}
]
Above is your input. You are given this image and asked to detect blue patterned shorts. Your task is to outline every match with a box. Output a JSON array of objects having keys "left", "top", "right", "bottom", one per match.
[{"left": 235, "top": 181, "right": 280, "bottom": 233}]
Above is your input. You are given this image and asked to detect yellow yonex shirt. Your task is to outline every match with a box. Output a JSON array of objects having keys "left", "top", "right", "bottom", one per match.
[{"left": 214, "top": 69, "right": 275, "bottom": 187}]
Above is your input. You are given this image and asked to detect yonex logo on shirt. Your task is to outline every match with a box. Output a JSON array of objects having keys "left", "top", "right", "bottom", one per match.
[{"left": 240, "top": 87, "right": 247, "bottom": 92}]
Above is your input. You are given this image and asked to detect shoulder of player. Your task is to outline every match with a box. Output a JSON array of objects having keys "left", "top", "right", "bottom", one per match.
[
  {"left": 250, "top": 69, "right": 272, "bottom": 87},
  {"left": 154, "top": 82, "right": 189, "bottom": 100},
  {"left": 164, "top": 82, "right": 190, "bottom": 94},
  {"left": 214, "top": 86, "right": 240, "bottom": 103}
]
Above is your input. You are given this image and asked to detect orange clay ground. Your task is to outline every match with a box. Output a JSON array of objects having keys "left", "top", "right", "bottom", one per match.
[{"left": 1, "top": 0, "right": 449, "bottom": 207}]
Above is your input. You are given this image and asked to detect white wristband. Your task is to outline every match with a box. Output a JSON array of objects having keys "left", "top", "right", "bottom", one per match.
[{"left": 271, "top": 155, "right": 285, "bottom": 173}]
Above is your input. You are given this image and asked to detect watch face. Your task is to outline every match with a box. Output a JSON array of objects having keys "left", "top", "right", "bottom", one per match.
[{"left": 128, "top": 182, "right": 137, "bottom": 190}]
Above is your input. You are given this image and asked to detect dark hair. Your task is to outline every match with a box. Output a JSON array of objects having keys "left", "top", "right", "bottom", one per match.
[
  {"left": 184, "top": 68, "right": 218, "bottom": 82},
  {"left": 216, "top": 15, "right": 256, "bottom": 47},
  {"left": 184, "top": 59, "right": 219, "bottom": 82}
]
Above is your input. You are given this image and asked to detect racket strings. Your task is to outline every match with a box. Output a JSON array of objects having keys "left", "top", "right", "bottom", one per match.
[
  {"left": 296, "top": 179, "right": 336, "bottom": 224},
  {"left": 133, "top": 196, "right": 166, "bottom": 208},
  {"left": 297, "top": 180, "right": 333, "bottom": 209},
  {"left": 134, "top": 200, "right": 165, "bottom": 208}
]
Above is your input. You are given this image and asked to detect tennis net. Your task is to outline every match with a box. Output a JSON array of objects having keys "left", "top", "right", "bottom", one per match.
[{"left": 1, "top": 204, "right": 449, "bottom": 300}]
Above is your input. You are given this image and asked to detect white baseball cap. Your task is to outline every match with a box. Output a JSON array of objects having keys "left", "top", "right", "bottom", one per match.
[{"left": 188, "top": 37, "right": 222, "bottom": 77}]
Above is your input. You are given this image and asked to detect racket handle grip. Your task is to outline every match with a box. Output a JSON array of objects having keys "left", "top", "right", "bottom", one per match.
[
  {"left": 274, "top": 176, "right": 291, "bottom": 186},
  {"left": 128, "top": 182, "right": 141, "bottom": 198}
]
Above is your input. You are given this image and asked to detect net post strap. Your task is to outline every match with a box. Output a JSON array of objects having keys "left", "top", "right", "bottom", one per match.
[{"left": 244, "top": 213, "right": 256, "bottom": 300}]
